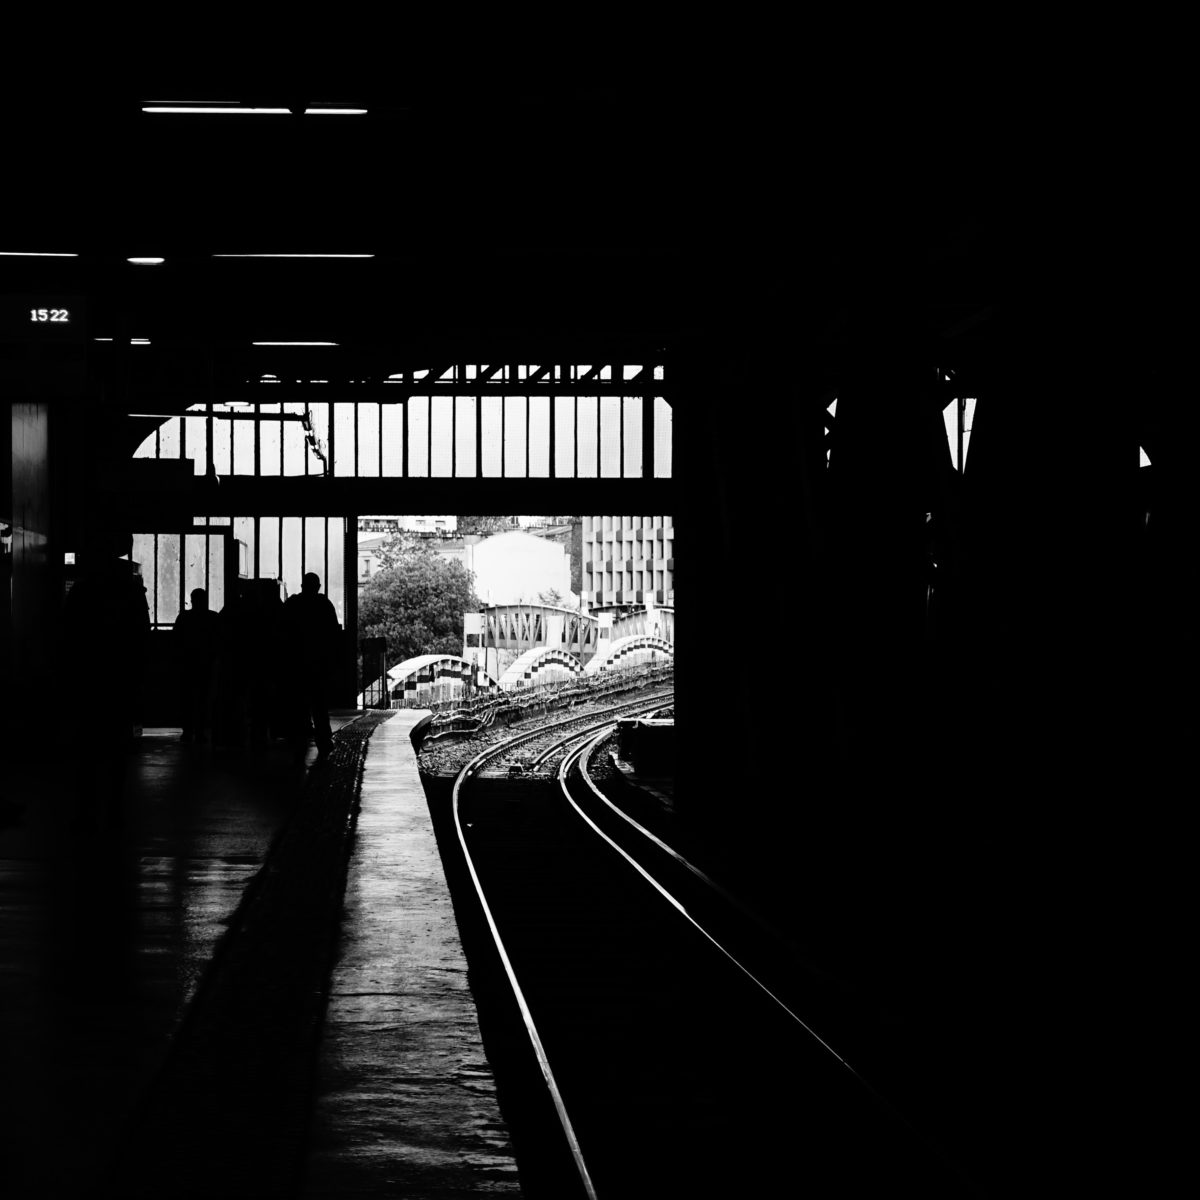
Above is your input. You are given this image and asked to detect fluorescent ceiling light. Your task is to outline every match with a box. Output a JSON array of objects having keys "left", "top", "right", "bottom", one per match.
[
  {"left": 213, "top": 253, "right": 374, "bottom": 258},
  {"left": 252, "top": 341, "right": 338, "bottom": 346},
  {"left": 127, "top": 257, "right": 165, "bottom": 265},
  {"left": 131, "top": 338, "right": 151, "bottom": 344},
  {"left": 305, "top": 107, "right": 368, "bottom": 115},
  {"left": 1, "top": 251, "right": 78, "bottom": 257},
  {"left": 143, "top": 105, "right": 291, "bottom": 114}
]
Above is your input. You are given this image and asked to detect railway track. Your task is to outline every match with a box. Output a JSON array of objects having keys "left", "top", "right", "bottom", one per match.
[{"left": 448, "top": 705, "right": 981, "bottom": 1198}]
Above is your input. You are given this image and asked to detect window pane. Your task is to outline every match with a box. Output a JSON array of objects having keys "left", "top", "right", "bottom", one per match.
[
  {"left": 184, "top": 533, "right": 208, "bottom": 603},
  {"left": 529, "top": 396, "right": 550, "bottom": 477},
  {"left": 308, "top": 402, "right": 330, "bottom": 475},
  {"left": 284, "top": 403, "right": 306, "bottom": 476},
  {"left": 381, "top": 403, "right": 403, "bottom": 475},
  {"left": 600, "top": 396, "right": 622, "bottom": 477},
  {"left": 233, "top": 419, "right": 255, "bottom": 475},
  {"left": 234, "top": 517, "right": 255, "bottom": 581},
  {"left": 481, "top": 397, "right": 503, "bottom": 477},
  {"left": 577, "top": 396, "right": 599, "bottom": 478},
  {"left": 207, "top": 537, "right": 226, "bottom": 613},
  {"left": 159, "top": 417, "right": 181, "bottom": 459},
  {"left": 333, "top": 403, "right": 356, "bottom": 476},
  {"left": 455, "top": 397, "right": 477, "bottom": 477},
  {"left": 654, "top": 397, "right": 673, "bottom": 478},
  {"left": 158, "top": 533, "right": 181, "bottom": 626},
  {"left": 408, "top": 397, "right": 429, "bottom": 477},
  {"left": 555, "top": 396, "right": 576, "bottom": 477},
  {"left": 212, "top": 417, "right": 232, "bottom": 477},
  {"left": 623, "top": 397, "right": 643, "bottom": 478},
  {"left": 358, "top": 402, "right": 380, "bottom": 477},
  {"left": 132, "top": 534, "right": 157, "bottom": 624},
  {"left": 327, "top": 517, "right": 345, "bottom": 625},
  {"left": 304, "top": 516, "right": 326, "bottom": 581},
  {"left": 281, "top": 517, "right": 303, "bottom": 599},
  {"left": 431, "top": 398, "right": 454, "bottom": 477},
  {"left": 259, "top": 517, "right": 281, "bottom": 581},
  {"left": 182, "top": 412, "right": 207, "bottom": 476},
  {"left": 133, "top": 429, "right": 157, "bottom": 459},
  {"left": 259, "top": 406, "right": 282, "bottom": 477},
  {"left": 504, "top": 396, "right": 527, "bottom": 478}
]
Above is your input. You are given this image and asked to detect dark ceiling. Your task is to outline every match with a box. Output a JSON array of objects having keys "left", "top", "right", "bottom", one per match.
[{"left": 5, "top": 78, "right": 1019, "bottom": 354}]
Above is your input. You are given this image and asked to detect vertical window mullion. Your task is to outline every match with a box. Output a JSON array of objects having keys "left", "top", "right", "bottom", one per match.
[
  {"left": 549, "top": 373, "right": 557, "bottom": 479},
  {"left": 475, "top": 389, "right": 482, "bottom": 480},
  {"left": 643, "top": 390, "right": 655, "bottom": 479},
  {"left": 620, "top": 393, "right": 625, "bottom": 478},
  {"left": 403, "top": 394, "right": 410, "bottom": 479}
]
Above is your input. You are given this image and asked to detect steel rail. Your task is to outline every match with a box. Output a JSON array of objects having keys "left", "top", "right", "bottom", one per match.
[
  {"left": 446, "top": 691, "right": 676, "bottom": 1195},
  {"left": 446, "top": 692, "right": 673, "bottom": 1199},
  {"left": 527, "top": 696, "right": 673, "bottom": 768},
  {"left": 558, "top": 730, "right": 866, "bottom": 1073},
  {"left": 558, "top": 729, "right": 980, "bottom": 1195}
]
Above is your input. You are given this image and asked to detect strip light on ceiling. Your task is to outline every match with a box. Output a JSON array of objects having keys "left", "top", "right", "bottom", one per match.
[
  {"left": 1, "top": 251, "right": 79, "bottom": 257},
  {"left": 144, "top": 102, "right": 366, "bottom": 116},
  {"left": 252, "top": 341, "right": 339, "bottom": 346},
  {"left": 213, "top": 253, "right": 374, "bottom": 258},
  {"left": 143, "top": 105, "right": 291, "bottom": 114}
]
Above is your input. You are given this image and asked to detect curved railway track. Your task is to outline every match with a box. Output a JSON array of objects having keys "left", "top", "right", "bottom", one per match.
[{"left": 448, "top": 703, "right": 981, "bottom": 1198}]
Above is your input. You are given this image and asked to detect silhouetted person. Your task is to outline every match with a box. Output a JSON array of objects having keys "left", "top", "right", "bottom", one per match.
[
  {"left": 218, "top": 580, "right": 269, "bottom": 749},
  {"left": 282, "top": 572, "right": 341, "bottom": 764},
  {"left": 172, "top": 588, "right": 222, "bottom": 744},
  {"left": 61, "top": 530, "right": 151, "bottom": 828}
]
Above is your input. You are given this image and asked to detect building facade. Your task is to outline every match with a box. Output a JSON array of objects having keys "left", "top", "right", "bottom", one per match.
[{"left": 582, "top": 515, "right": 674, "bottom": 609}]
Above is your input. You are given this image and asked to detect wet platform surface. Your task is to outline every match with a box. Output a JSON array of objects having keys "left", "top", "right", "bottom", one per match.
[
  {"left": 303, "top": 711, "right": 520, "bottom": 1197},
  {"left": 0, "top": 712, "right": 517, "bottom": 1198}
]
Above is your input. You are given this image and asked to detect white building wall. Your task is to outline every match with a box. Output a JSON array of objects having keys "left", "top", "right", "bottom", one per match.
[{"left": 468, "top": 530, "right": 571, "bottom": 605}]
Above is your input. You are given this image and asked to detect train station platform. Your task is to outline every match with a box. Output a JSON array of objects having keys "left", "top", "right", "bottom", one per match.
[{"left": 0, "top": 710, "right": 519, "bottom": 1198}]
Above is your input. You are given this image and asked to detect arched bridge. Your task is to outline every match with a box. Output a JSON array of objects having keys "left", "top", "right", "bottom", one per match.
[{"left": 468, "top": 602, "right": 674, "bottom": 664}]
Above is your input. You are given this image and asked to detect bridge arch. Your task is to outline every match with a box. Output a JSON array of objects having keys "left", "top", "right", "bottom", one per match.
[
  {"left": 373, "top": 653, "right": 500, "bottom": 707},
  {"left": 499, "top": 646, "right": 584, "bottom": 690},
  {"left": 583, "top": 634, "right": 674, "bottom": 675}
]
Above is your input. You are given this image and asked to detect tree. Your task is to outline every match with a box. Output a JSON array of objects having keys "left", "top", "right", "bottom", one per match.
[
  {"left": 456, "top": 515, "right": 514, "bottom": 537},
  {"left": 538, "top": 588, "right": 566, "bottom": 607},
  {"left": 359, "top": 544, "right": 480, "bottom": 669}
]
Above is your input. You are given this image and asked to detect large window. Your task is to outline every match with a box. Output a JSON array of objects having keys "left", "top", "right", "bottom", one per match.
[
  {"left": 132, "top": 365, "right": 672, "bottom": 481},
  {"left": 132, "top": 518, "right": 348, "bottom": 629}
]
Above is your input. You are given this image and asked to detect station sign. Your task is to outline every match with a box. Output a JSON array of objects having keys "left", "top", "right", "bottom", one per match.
[{"left": 1, "top": 295, "right": 88, "bottom": 343}]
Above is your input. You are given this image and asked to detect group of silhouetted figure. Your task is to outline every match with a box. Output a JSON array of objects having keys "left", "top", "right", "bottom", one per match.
[
  {"left": 61, "top": 530, "right": 343, "bottom": 830},
  {"left": 173, "top": 571, "right": 341, "bottom": 762}
]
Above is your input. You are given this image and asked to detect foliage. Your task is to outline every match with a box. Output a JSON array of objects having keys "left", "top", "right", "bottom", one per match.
[
  {"left": 537, "top": 588, "right": 566, "bottom": 607},
  {"left": 456, "top": 515, "right": 515, "bottom": 537},
  {"left": 359, "top": 543, "right": 480, "bottom": 669}
]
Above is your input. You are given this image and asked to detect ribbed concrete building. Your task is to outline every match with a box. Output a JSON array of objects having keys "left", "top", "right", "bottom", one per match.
[{"left": 582, "top": 515, "right": 674, "bottom": 608}]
